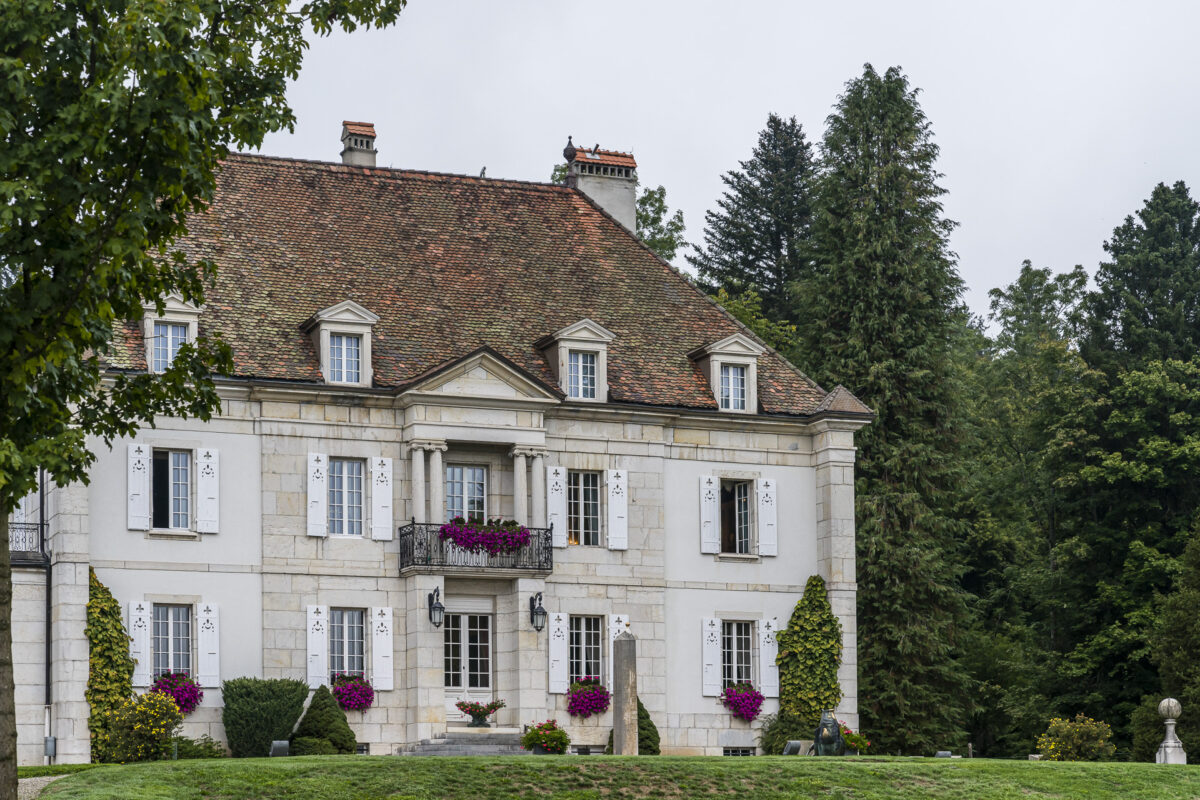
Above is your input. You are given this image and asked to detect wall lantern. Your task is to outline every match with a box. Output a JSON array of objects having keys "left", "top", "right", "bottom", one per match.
[
  {"left": 428, "top": 587, "right": 445, "bottom": 629},
  {"left": 529, "top": 592, "right": 547, "bottom": 632}
]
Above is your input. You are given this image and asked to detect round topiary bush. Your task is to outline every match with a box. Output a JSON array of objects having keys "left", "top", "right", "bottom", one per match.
[
  {"left": 293, "top": 685, "right": 357, "bottom": 754},
  {"left": 221, "top": 677, "right": 309, "bottom": 758}
]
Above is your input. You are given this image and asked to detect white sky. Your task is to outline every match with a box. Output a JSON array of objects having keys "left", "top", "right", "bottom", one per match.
[{"left": 260, "top": 0, "right": 1200, "bottom": 320}]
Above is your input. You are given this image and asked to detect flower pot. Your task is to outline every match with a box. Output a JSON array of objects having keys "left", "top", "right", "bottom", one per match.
[{"left": 468, "top": 713, "right": 491, "bottom": 728}]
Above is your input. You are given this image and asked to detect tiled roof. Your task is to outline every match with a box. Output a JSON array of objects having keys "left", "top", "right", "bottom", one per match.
[
  {"left": 570, "top": 147, "right": 638, "bottom": 169},
  {"left": 112, "top": 154, "right": 841, "bottom": 417},
  {"left": 342, "top": 121, "right": 376, "bottom": 137}
]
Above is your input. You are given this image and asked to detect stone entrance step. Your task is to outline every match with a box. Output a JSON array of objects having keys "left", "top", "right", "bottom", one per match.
[{"left": 397, "top": 728, "right": 529, "bottom": 756}]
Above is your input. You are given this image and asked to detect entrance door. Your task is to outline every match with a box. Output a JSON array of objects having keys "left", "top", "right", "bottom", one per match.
[{"left": 443, "top": 613, "right": 493, "bottom": 721}]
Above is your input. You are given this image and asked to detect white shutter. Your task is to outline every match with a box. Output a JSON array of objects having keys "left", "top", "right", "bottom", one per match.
[
  {"left": 607, "top": 613, "right": 629, "bottom": 688},
  {"left": 370, "top": 457, "right": 394, "bottom": 541},
  {"left": 701, "top": 617, "right": 722, "bottom": 696},
  {"left": 548, "top": 612, "right": 569, "bottom": 693},
  {"left": 606, "top": 469, "right": 628, "bottom": 550},
  {"left": 196, "top": 449, "right": 220, "bottom": 534},
  {"left": 197, "top": 602, "right": 220, "bottom": 688},
  {"left": 129, "top": 602, "right": 152, "bottom": 687},
  {"left": 759, "top": 617, "right": 780, "bottom": 698},
  {"left": 699, "top": 476, "right": 720, "bottom": 554},
  {"left": 547, "top": 466, "right": 567, "bottom": 548},
  {"left": 127, "top": 444, "right": 151, "bottom": 531},
  {"left": 306, "top": 605, "right": 329, "bottom": 688},
  {"left": 370, "top": 607, "right": 394, "bottom": 691},
  {"left": 307, "top": 453, "right": 328, "bottom": 537},
  {"left": 757, "top": 478, "right": 777, "bottom": 556}
]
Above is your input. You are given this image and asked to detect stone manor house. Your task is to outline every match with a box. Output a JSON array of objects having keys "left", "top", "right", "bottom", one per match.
[{"left": 8, "top": 124, "right": 871, "bottom": 763}]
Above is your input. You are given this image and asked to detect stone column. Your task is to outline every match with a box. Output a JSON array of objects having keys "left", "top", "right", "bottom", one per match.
[
  {"left": 403, "top": 574, "right": 446, "bottom": 744},
  {"left": 428, "top": 443, "right": 446, "bottom": 524},
  {"left": 511, "top": 449, "right": 528, "bottom": 525},
  {"left": 530, "top": 451, "right": 546, "bottom": 528},
  {"left": 47, "top": 481, "right": 91, "bottom": 763},
  {"left": 496, "top": 577, "right": 546, "bottom": 729},
  {"left": 1156, "top": 698, "right": 1187, "bottom": 764},
  {"left": 410, "top": 444, "right": 426, "bottom": 524},
  {"left": 612, "top": 632, "right": 638, "bottom": 755}
]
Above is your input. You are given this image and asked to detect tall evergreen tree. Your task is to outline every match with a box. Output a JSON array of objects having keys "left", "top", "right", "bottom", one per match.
[
  {"left": 799, "top": 64, "right": 971, "bottom": 754},
  {"left": 688, "top": 114, "right": 815, "bottom": 322}
]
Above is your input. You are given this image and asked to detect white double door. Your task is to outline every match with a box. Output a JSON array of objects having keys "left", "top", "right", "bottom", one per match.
[{"left": 443, "top": 612, "right": 494, "bottom": 722}]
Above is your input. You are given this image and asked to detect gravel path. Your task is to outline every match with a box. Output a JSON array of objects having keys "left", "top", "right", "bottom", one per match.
[{"left": 17, "top": 775, "right": 66, "bottom": 799}]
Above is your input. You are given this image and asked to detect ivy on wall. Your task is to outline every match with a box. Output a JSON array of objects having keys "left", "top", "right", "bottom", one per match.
[
  {"left": 776, "top": 574, "right": 843, "bottom": 728},
  {"left": 86, "top": 568, "right": 134, "bottom": 759}
]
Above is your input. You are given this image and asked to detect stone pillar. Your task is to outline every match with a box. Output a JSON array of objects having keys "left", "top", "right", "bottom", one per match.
[
  {"left": 403, "top": 574, "right": 445, "bottom": 744},
  {"left": 511, "top": 449, "right": 528, "bottom": 525},
  {"left": 612, "top": 631, "right": 638, "bottom": 755},
  {"left": 428, "top": 443, "right": 446, "bottom": 524},
  {"left": 496, "top": 577, "right": 546, "bottom": 729},
  {"left": 47, "top": 481, "right": 91, "bottom": 763},
  {"left": 530, "top": 451, "right": 546, "bottom": 528},
  {"left": 1157, "top": 698, "right": 1187, "bottom": 764},
  {"left": 410, "top": 444, "right": 426, "bottom": 524}
]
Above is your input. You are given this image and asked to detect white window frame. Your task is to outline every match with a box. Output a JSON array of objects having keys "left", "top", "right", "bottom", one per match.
[
  {"left": 540, "top": 319, "right": 614, "bottom": 404},
  {"left": 151, "top": 448, "right": 192, "bottom": 531},
  {"left": 152, "top": 603, "right": 193, "bottom": 678},
  {"left": 328, "top": 333, "right": 363, "bottom": 384},
  {"left": 721, "top": 619, "right": 756, "bottom": 688},
  {"left": 720, "top": 479, "right": 754, "bottom": 555},
  {"left": 568, "top": 350, "right": 598, "bottom": 399},
  {"left": 329, "top": 607, "right": 366, "bottom": 681},
  {"left": 142, "top": 294, "right": 201, "bottom": 375},
  {"left": 688, "top": 334, "right": 764, "bottom": 415},
  {"left": 327, "top": 457, "right": 365, "bottom": 536},
  {"left": 567, "top": 471, "right": 602, "bottom": 546},
  {"left": 446, "top": 464, "right": 487, "bottom": 523},
  {"left": 568, "top": 615, "right": 604, "bottom": 684},
  {"left": 303, "top": 300, "right": 379, "bottom": 388},
  {"left": 719, "top": 363, "right": 747, "bottom": 411},
  {"left": 151, "top": 321, "right": 190, "bottom": 373}
]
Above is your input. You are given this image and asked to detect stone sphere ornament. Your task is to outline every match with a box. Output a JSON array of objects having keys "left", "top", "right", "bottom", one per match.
[
  {"left": 1156, "top": 697, "right": 1187, "bottom": 765},
  {"left": 1159, "top": 697, "right": 1182, "bottom": 720}
]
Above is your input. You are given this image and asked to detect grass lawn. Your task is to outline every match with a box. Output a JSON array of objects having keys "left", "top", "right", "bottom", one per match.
[{"left": 37, "top": 756, "right": 1200, "bottom": 800}]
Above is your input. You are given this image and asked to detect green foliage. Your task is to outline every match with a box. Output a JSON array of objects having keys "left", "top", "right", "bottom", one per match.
[
  {"left": 220, "top": 678, "right": 309, "bottom": 758},
  {"left": 799, "top": 63, "right": 971, "bottom": 755},
  {"left": 775, "top": 576, "right": 842, "bottom": 729},
  {"left": 688, "top": 113, "right": 816, "bottom": 322},
  {"left": 711, "top": 289, "right": 803, "bottom": 364},
  {"left": 291, "top": 737, "right": 338, "bottom": 756},
  {"left": 172, "top": 735, "right": 227, "bottom": 760},
  {"left": 758, "top": 709, "right": 813, "bottom": 755},
  {"left": 603, "top": 697, "right": 661, "bottom": 755},
  {"left": 293, "top": 686, "right": 356, "bottom": 755},
  {"left": 1037, "top": 714, "right": 1117, "bottom": 762},
  {"left": 522, "top": 720, "right": 570, "bottom": 754},
  {"left": 635, "top": 185, "right": 687, "bottom": 263},
  {"left": 86, "top": 568, "right": 134, "bottom": 761},
  {"left": 94, "top": 692, "right": 183, "bottom": 764}
]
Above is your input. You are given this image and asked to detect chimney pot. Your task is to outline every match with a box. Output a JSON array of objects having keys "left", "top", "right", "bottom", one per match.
[
  {"left": 562, "top": 139, "right": 638, "bottom": 232},
  {"left": 340, "top": 121, "right": 377, "bottom": 167}
]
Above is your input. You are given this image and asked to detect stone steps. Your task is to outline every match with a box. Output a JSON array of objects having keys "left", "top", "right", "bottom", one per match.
[{"left": 397, "top": 729, "right": 530, "bottom": 757}]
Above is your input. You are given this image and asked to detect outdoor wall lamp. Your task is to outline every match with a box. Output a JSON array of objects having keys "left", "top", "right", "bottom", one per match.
[
  {"left": 428, "top": 586, "right": 445, "bottom": 629},
  {"left": 529, "top": 592, "right": 547, "bottom": 632}
]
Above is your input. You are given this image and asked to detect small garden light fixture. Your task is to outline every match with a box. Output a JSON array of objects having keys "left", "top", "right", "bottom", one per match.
[
  {"left": 428, "top": 586, "right": 445, "bottom": 629},
  {"left": 529, "top": 592, "right": 547, "bottom": 632}
]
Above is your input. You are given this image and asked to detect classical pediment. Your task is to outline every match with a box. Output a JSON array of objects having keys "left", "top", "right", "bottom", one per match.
[
  {"left": 688, "top": 332, "right": 766, "bottom": 360},
  {"left": 302, "top": 299, "right": 380, "bottom": 331},
  {"left": 405, "top": 348, "right": 560, "bottom": 402}
]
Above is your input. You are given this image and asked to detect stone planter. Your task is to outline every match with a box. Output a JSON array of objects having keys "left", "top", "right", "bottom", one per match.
[{"left": 468, "top": 714, "right": 491, "bottom": 728}]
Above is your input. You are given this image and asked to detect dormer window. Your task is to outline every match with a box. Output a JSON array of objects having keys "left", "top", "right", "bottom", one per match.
[
  {"left": 688, "top": 333, "right": 766, "bottom": 415},
  {"left": 152, "top": 322, "right": 189, "bottom": 373},
  {"left": 568, "top": 350, "right": 598, "bottom": 399},
  {"left": 302, "top": 300, "right": 380, "bottom": 388},
  {"left": 535, "top": 318, "right": 616, "bottom": 403},
  {"left": 143, "top": 294, "right": 201, "bottom": 374},
  {"left": 719, "top": 364, "right": 747, "bottom": 411}
]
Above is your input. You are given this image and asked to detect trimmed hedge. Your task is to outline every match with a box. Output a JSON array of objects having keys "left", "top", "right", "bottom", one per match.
[
  {"left": 292, "top": 736, "right": 338, "bottom": 756},
  {"left": 221, "top": 677, "right": 309, "bottom": 758},
  {"left": 293, "top": 685, "right": 357, "bottom": 754}
]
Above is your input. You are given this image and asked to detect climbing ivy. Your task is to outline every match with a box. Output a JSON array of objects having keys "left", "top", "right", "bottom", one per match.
[
  {"left": 86, "top": 568, "right": 134, "bottom": 760},
  {"left": 775, "top": 575, "right": 843, "bottom": 728}
]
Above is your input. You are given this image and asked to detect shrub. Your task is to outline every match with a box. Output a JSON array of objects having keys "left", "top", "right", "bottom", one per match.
[
  {"left": 567, "top": 678, "right": 611, "bottom": 718},
  {"left": 1037, "top": 714, "right": 1117, "bottom": 761},
  {"left": 758, "top": 709, "right": 812, "bottom": 755},
  {"left": 86, "top": 568, "right": 134, "bottom": 760},
  {"left": 152, "top": 672, "right": 203, "bottom": 715},
  {"left": 522, "top": 720, "right": 570, "bottom": 754},
  {"left": 721, "top": 683, "right": 765, "bottom": 721},
  {"left": 221, "top": 677, "right": 309, "bottom": 758},
  {"left": 293, "top": 685, "right": 357, "bottom": 754},
  {"left": 292, "top": 736, "right": 338, "bottom": 756},
  {"left": 840, "top": 721, "right": 871, "bottom": 753},
  {"left": 604, "top": 697, "right": 661, "bottom": 755},
  {"left": 172, "top": 734, "right": 226, "bottom": 759},
  {"left": 331, "top": 674, "right": 375, "bottom": 712},
  {"left": 775, "top": 575, "right": 842, "bottom": 730},
  {"left": 94, "top": 692, "right": 182, "bottom": 763}
]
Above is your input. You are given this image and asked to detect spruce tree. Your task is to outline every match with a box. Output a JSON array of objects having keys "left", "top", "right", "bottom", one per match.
[
  {"left": 293, "top": 686, "right": 356, "bottom": 754},
  {"left": 800, "top": 64, "right": 971, "bottom": 754},
  {"left": 687, "top": 114, "right": 816, "bottom": 322}
]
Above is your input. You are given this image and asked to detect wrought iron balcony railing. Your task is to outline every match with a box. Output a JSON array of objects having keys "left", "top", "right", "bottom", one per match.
[
  {"left": 8, "top": 522, "right": 49, "bottom": 567},
  {"left": 398, "top": 521, "right": 553, "bottom": 575}
]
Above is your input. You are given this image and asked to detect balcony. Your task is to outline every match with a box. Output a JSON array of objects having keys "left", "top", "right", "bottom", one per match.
[
  {"left": 398, "top": 522, "right": 554, "bottom": 576},
  {"left": 8, "top": 522, "right": 49, "bottom": 567}
]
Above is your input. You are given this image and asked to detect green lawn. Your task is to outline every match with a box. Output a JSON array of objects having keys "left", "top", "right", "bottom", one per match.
[{"left": 35, "top": 756, "right": 1200, "bottom": 800}]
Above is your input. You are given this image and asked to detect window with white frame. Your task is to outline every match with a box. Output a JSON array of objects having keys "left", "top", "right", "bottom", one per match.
[
  {"left": 719, "top": 364, "right": 747, "bottom": 411},
  {"left": 567, "top": 471, "right": 601, "bottom": 546},
  {"left": 328, "top": 458, "right": 365, "bottom": 536},
  {"left": 329, "top": 333, "right": 362, "bottom": 384},
  {"left": 152, "top": 449, "right": 191, "bottom": 530},
  {"left": 151, "top": 321, "right": 190, "bottom": 373},
  {"left": 721, "top": 620, "right": 755, "bottom": 688},
  {"left": 152, "top": 604, "right": 192, "bottom": 677},
  {"left": 720, "top": 480, "right": 753, "bottom": 554},
  {"left": 568, "top": 615, "right": 603, "bottom": 684},
  {"left": 568, "top": 350, "right": 598, "bottom": 399},
  {"left": 446, "top": 465, "right": 486, "bottom": 523},
  {"left": 329, "top": 608, "right": 366, "bottom": 680}
]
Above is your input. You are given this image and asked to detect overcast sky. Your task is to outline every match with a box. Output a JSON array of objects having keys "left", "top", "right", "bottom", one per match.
[{"left": 260, "top": 0, "right": 1200, "bottom": 320}]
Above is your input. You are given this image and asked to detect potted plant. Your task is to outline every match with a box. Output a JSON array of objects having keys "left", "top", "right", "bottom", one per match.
[
  {"left": 566, "top": 677, "right": 611, "bottom": 719},
  {"left": 456, "top": 699, "right": 505, "bottom": 728},
  {"left": 439, "top": 517, "right": 532, "bottom": 555},
  {"left": 522, "top": 719, "right": 570, "bottom": 754},
  {"left": 150, "top": 672, "right": 203, "bottom": 716},
  {"left": 720, "top": 682, "right": 764, "bottom": 722},
  {"left": 839, "top": 721, "right": 871, "bottom": 754},
  {"left": 331, "top": 673, "right": 375, "bottom": 712}
]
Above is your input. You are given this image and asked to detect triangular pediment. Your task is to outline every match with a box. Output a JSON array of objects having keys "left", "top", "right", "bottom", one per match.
[
  {"left": 550, "top": 318, "right": 616, "bottom": 344},
  {"left": 303, "top": 300, "right": 380, "bottom": 330},
  {"left": 689, "top": 332, "right": 766, "bottom": 360},
  {"left": 143, "top": 292, "right": 202, "bottom": 318},
  {"left": 407, "top": 349, "right": 560, "bottom": 402}
]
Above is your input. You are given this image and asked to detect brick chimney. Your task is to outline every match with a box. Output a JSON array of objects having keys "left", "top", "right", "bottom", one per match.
[
  {"left": 341, "top": 121, "right": 377, "bottom": 167},
  {"left": 563, "top": 137, "right": 638, "bottom": 232}
]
